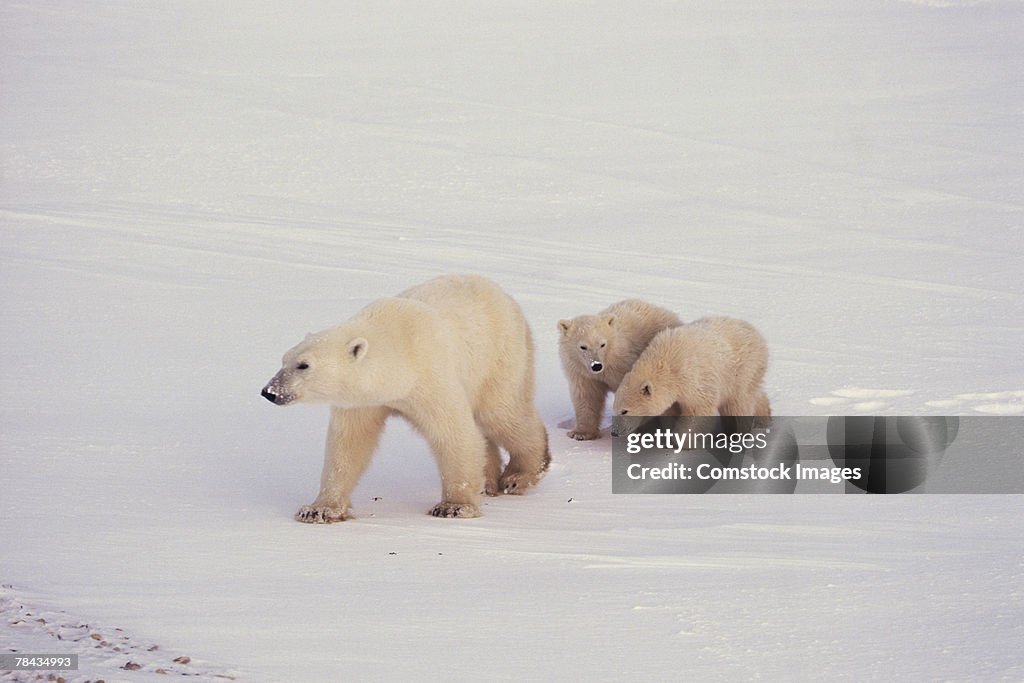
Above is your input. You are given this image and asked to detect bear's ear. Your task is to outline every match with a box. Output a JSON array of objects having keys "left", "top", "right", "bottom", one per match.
[
  {"left": 641, "top": 382, "right": 652, "bottom": 397},
  {"left": 604, "top": 314, "right": 616, "bottom": 327},
  {"left": 557, "top": 320, "right": 571, "bottom": 335},
  {"left": 348, "top": 337, "right": 368, "bottom": 361}
]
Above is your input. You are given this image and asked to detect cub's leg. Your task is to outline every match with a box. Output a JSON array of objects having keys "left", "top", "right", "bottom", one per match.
[
  {"left": 720, "top": 389, "right": 772, "bottom": 429},
  {"left": 752, "top": 388, "right": 772, "bottom": 427},
  {"left": 719, "top": 394, "right": 756, "bottom": 417},
  {"left": 567, "top": 375, "right": 607, "bottom": 440}
]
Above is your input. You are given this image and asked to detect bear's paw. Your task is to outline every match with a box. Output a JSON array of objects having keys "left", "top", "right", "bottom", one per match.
[
  {"left": 295, "top": 504, "right": 350, "bottom": 524},
  {"left": 567, "top": 429, "right": 600, "bottom": 441},
  {"left": 429, "top": 502, "right": 481, "bottom": 519},
  {"left": 499, "top": 471, "right": 543, "bottom": 495}
]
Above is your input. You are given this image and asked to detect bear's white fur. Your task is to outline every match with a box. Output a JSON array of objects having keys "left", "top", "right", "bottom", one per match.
[
  {"left": 612, "top": 316, "right": 770, "bottom": 429},
  {"left": 558, "top": 299, "right": 682, "bottom": 440},
  {"left": 262, "top": 275, "right": 550, "bottom": 522}
]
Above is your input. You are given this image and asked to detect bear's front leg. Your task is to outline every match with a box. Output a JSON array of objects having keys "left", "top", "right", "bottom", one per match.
[{"left": 295, "top": 406, "right": 389, "bottom": 524}]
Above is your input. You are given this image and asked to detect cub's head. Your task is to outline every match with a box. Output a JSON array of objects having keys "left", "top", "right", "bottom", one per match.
[
  {"left": 612, "top": 366, "right": 673, "bottom": 425},
  {"left": 557, "top": 313, "right": 617, "bottom": 375},
  {"left": 261, "top": 319, "right": 415, "bottom": 408}
]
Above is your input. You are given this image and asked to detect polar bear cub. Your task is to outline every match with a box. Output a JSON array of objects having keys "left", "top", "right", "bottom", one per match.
[
  {"left": 558, "top": 299, "right": 682, "bottom": 440},
  {"left": 262, "top": 275, "right": 550, "bottom": 522},
  {"left": 612, "top": 316, "right": 770, "bottom": 431}
]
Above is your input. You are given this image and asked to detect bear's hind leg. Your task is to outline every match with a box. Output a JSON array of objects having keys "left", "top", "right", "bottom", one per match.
[
  {"left": 483, "top": 438, "right": 502, "bottom": 497},
  {"left": 406, "top": 399, "right": 486, "bottom": 518},
  {"left": 485, "top": 410, "right": 550, "bottom": 495}
]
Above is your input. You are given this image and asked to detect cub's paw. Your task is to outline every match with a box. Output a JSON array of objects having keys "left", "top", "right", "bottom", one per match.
[
  {"left": 484, "top": 480, "right": 501, "bottom": 497},
  {"left": 429, "top": 502, "right": 481, "bottom": 519},
  {"left": 567, "top": 429, "right": 600, "bottom": 441},
  {"left": 295, "top": 504, "right": 350, "bottom": 524}
]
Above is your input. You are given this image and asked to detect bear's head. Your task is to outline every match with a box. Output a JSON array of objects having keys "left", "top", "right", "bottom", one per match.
[
  {"left": 557, "top": 313, "right": 617, "bottom": 376},
  {"left": 262, "top": 315, "right": 416, "bottom": 408}
]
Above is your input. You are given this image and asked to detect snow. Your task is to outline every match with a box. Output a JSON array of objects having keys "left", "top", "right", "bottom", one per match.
[{"left": 2, "top": 1, "right": 1022, "bottom": 680}]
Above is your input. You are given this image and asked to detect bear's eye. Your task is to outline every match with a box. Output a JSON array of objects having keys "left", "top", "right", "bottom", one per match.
[
  {"left": 579, "top": 344, "right": 588, "bottom": 351},
  {"left": 296, "top": 362, "right": 310, "bottom": 370},
  {"left": 599, "top": 342, "right": 606, "bottom": 348}
]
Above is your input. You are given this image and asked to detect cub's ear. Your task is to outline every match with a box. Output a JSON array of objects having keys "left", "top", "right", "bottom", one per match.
[
  {"left": 603, "top": 314, "right": 616, "bottom": 327},
  {"left": 641, "top": 382, "right": 652, "bottom": 397},
  {"left": 557, "top": 320, "right": 571, "bottom": 335},
  {"left": 348, "top": 337, "right": 368, "bottom": 361}
]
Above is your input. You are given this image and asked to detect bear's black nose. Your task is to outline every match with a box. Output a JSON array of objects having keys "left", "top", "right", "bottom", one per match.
[
  {"left": 590, "top": 362, "right": 603, "bottom": 373},
  {"left": 261, "top": 387, "right": 278, "bottom": 403}
]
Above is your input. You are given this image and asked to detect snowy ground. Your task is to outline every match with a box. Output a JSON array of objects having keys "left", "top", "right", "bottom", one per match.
[{"left": 2, "top": 1, "right": 1022, "bottom": 681}]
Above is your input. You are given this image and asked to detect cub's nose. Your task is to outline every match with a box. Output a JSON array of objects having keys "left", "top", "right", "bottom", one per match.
[
  {"left": 590, "top": 361, "right": 603, "bottom": 373},
  {"left": 261, "top": 387, "right": 278, "bottom": 403}
]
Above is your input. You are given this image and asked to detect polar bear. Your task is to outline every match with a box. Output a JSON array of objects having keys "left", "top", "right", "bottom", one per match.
[
  {"left": 558, "top": 299, "right": 682, "bottom": 440},
  {"left": 612, "top": 316, "right": 770, "bottom": 432},
  {"left": 261, "top": 275, "right": 550, "bottom": 522}
]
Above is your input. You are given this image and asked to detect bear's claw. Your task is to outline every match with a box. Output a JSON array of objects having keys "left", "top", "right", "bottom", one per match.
[
  {"left": 429, "top": 502, "right": 481, "bottom": 518},
  {"left": 295, "top": 504, "right": 350, "bottom": 524}
]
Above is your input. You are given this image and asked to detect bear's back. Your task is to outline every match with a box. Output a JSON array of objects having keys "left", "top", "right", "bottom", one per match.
[
  {"left": 397, "top": 275, "right": 534, "bottom": 398},
  {"left": 399, "top": 275, "right": 527, "bottom": 340},
  {"left": 644, "top": 322, "right": 726, "bottom": 374}
]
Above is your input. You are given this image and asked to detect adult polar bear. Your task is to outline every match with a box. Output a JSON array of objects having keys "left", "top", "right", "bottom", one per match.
[{"left": 262, "top": 275, "right": 550, "bottom": 522}]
